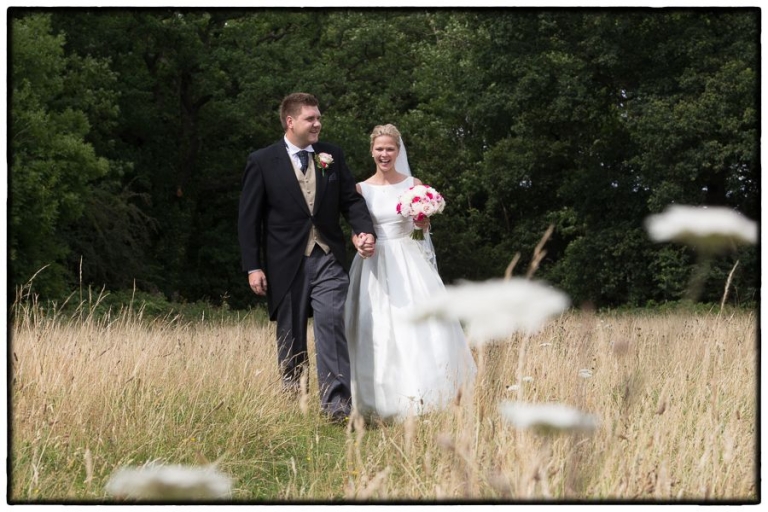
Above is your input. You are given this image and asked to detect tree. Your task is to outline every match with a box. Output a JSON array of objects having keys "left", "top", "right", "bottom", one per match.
[
  {"left": 9, "top": 8, "right": 758, "bottom": 308},
  {"left": 9, "top": 13, "right": 113, "bottom": 298}
]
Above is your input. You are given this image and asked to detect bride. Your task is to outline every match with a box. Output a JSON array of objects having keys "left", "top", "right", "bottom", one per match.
[{"left": 344, "top": 124, "right": 477, "bottom": 422}]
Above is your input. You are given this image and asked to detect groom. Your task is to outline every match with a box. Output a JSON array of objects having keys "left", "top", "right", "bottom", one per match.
[{"left": 238, "top": 92, "right": 375, "bottom": 422}]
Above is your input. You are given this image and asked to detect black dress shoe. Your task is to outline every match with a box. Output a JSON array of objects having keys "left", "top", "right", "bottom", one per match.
[{"left": 326, "top": 410, "right": 350, "bottom": 425}]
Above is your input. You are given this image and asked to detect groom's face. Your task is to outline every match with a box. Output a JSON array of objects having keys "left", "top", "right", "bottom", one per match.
[{"left": 287, "top": 105, "right": 322, "bottom": 148}]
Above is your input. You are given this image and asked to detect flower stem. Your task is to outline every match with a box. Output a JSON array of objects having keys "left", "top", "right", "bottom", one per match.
[{"left": 411, "top": 228, "right": 425, "bottom": 241}]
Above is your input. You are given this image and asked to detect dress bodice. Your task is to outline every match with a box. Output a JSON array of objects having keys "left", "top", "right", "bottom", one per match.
[{"left": 359, "top": 177, "right": 414, "bottom": 241}]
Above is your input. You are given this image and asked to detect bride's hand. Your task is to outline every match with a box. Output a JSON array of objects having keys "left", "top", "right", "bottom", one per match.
[
  {"left": 356, "top": 232, "right": 375, "bottom": 259},
  {"left": 414, "top": 218, "right": 431, "bottom": 231}
]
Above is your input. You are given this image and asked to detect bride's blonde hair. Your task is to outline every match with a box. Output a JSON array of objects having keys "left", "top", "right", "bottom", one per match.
[{"left": 370, "top": 124, "right": 401, "bottom": 150}]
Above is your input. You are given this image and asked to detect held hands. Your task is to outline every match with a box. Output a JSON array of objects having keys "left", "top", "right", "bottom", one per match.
[
  {"left": 248, "top": 270, "right": 268, "bottom": 296},
  {"left": 354, "top": 232, "right": 376, "bottom": 259}
]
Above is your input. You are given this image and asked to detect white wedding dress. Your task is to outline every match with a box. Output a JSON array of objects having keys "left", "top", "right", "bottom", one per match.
[{"left": 345, "top": 177, "right": 477, "bottom": 422}]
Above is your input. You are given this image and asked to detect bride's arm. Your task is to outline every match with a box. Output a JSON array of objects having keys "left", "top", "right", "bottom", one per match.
[
  {"left": 351, "top": 183, "right": 375, "bottom": 257},
  {"left": 351, "top": 183, "right": 364, "bottom": 246}
]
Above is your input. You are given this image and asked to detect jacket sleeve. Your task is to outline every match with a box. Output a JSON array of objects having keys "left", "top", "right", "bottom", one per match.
[
  {"left": 238, "top": 151, "right": 266, "bottom": 272},
  {"left": 335, "top": 148, "right": 376, "bottom": 237}
]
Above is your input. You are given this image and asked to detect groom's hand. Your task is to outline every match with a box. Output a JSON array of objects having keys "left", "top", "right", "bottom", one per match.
[
  {"left": 248, "top": 270, "right": 268, "bottom": 296},
  {"left": 357, "top": 233, "right": 375, "bottom": 258}
]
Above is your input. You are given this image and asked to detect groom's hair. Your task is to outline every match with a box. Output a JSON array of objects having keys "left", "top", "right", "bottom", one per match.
[{"left": 280, "top": 93, "right": 319, "bottom": 130}]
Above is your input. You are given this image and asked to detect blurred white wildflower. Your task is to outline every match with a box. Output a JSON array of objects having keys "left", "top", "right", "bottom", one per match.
[
  {"left": 644, "top": 205, "right": 757, "bottom": 252},
  {"left": 506, "top": 384, "right": 520, "bottom": 392},
  {"left": 578, "top": 369, "right": 593, "bottom": 379},
  {"left": 499, "top": 401, "right": 599, "bottom": 434},
  {"left": 407, "top": 278, "right": 570, "bottom": 344},
  {"left": 105, "top": 463, "right": 232, "bottom": 501},
  {"left": 539, "top": 342, "right": 552, "bottom": 347},
  {"left": 522, "top": 376, "right": 534, "bottom": 382}
]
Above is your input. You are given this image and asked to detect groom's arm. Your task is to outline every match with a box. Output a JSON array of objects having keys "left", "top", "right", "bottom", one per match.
[
  {"left": 238, "top": 151, "right": 266, "bottom": 273},
  {"left": 334, "top": 148, "right": 376, "bottom": 238}
]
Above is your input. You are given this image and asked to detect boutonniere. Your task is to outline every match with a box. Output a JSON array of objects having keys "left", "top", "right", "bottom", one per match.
[{"left": 314, "top": 152, "right": 334, "bottom": 176}]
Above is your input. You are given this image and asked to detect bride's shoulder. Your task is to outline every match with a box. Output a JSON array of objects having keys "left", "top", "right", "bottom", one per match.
[
  {"left": 357, "top": 180, "right": 374, "bottom": 194},
  {"left": 393, "top": 173, "right": 416, "bottom": 186},
  {"left": 411, "top": 176, "right": 423, "bottom": 186}
]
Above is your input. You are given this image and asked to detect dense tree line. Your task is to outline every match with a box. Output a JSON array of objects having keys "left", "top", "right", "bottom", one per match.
[{"left": 8, "top": 8, "right": 759, "bottom": 310}]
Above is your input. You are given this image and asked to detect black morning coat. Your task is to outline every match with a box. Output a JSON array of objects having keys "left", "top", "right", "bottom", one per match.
[{"left": 238, "top": 140, "right": 375, "bottom": 320}]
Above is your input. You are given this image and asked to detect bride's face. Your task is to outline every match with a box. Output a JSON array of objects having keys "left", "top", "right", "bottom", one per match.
[{"left": 372, "top": 135, "right": 399, "bottom": 173}]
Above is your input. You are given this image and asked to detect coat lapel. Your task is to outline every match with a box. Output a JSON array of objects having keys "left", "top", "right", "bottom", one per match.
[
  {"left": 313, "top": 153, "right": 327, "bottom": 215},
  {"left": 312, "top": 145, "right": 332, "bottom": 215}
]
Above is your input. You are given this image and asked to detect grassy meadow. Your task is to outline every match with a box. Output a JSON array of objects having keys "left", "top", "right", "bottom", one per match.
[{"left": 8, "top": 295, "right": 758, "bottom": 503}]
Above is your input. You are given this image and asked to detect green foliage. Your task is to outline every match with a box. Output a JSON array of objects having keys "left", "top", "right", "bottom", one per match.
[
  {"left": 37, "top": 287, "right": 270, "bottom": 325},
  {"left": 8, "top": 8, "right": 759, "bottom": 310},
  {"left": 10, "top": 13, "right": 112, "bottom": 298}
]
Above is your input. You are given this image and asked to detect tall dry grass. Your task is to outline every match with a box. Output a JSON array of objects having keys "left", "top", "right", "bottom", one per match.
[{"left": 8, "top": 294, "right": 758, "bottom": 502}]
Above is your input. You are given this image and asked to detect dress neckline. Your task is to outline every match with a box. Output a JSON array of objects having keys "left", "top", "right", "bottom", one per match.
[{"left": 362, "top": 176, "right": 412, "bottom": 188}]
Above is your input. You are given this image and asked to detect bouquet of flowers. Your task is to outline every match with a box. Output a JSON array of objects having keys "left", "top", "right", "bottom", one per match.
[{"left": 396, "top": 184, "right": 446, "bottom": 240}]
